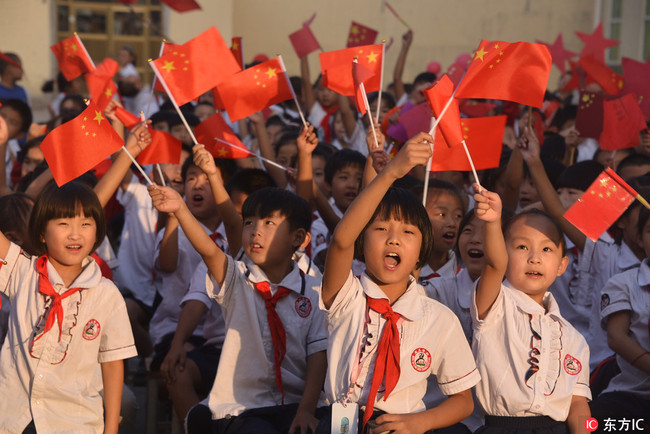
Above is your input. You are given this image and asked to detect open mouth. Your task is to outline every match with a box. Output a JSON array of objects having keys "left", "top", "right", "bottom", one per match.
[
  {"left": 442, "top": 231, "right": 456, "bottom": 242},
  {"left": 192, "top": 194, "right": 204, "bottom": 204},
  {"left": 344, "top": 192, "right": 357, "bottom": 201},
  {"left": 467, "top": 249, "right": 484, "bottom": 259},
  {"left": 66, "top": 244, "right": 82, "bottom": 251},
  {"left": 526, "top": 271, "right": 543, "bottom": 277},
  {"left": 384, "top": 252, "right": 401, "bottom": 269}
]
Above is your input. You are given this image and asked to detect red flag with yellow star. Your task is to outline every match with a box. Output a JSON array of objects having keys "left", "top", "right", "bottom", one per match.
[
  {"left": 346, "top": 21, "right": 378, "bottom": 48},
  {"left": 353, "top": 60, "right": 375, "bottom": 115},
  {"left": 564, "top": 168, "right": 637, "bottom": 241},
  {"left": 150, "top": 27, "right": 241, "bottom": 106},
  {"left": 600, "top": 93, "right": 648, "bottom": 151},
  {"left": 41, "top": 101, "right": 123, "bottom": 186},
  {"left": 153, "top": 41, "right": 180, "bottom": 92},
  {"left": 423, "top": 75, "right": 463, "bottom": 148},
  {"left": 50, "top": 34, "right": 95, "bottom": 81},
  {"left": 84, "top": 58, "right": 119, "bottom": 112},
  {"left": 622, "top": 57, "right": 650, "bottom": 120},
  {"left": 578, "top": 55, "right": 624, "bottom": 95},
  {"left": 216, "top": 57, "right": 293, "bottom": 122},
  {"left": 431, "top": 115, "right": 506, "bottom": 171},
  {"left": 575, "top": 91, "right": 605, "bottom": 139},
  {"left": 320, "top": 44, "right": 383, "bottom": 96},
  {"left": 195, "top": 112, "right": 254, "bottom": 159},
  {"left": 455, "top": 40, "right": 552, "bottom": 108},
  {"left": 289, "top": 25, "right": 321, "bottom": 59},
  {"left": 231, "top": 37, "right": 244, "bottom": 68}
]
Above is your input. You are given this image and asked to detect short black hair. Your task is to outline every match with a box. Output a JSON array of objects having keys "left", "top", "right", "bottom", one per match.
[
  {"left": 617, "top": 153, "right": 650, "bottom": 177},
  {"left": 505, "top": 209, "right": 566, "bottom": 256},
  {"left": 0, "top": 193, "right": 34, "bottom": 252},
  {"left": 0, "top": 98, "right": 32, "bottom": 134},
  {"left": 355, "top": 188, "right": 433, "bottom": 268},
  {"left": 324, "top": 149, "right": 366, "bottom": 185},
  {"left": 225, "top": 168, "right": 277, "bottom": 196},
  {"left": 241, "top": 187, "right": 312, "bottom": 233},
  {"left": 413, "top": 72, "right": 437, "bottom": 86},
  {"left": 0, "top": 52, "right": 20, "bottom": 75},
  {"left": 181, "top": 153, "right": 237, "bottom": 184},
  {"left": 412, "top": 178, "right": 466, "bottom": 214},
  {"left": 266, "top": 114, "right": 286, "bottom": 129},
  {"left": 275, "top": 130, "right": 299, "bottom": 154},
  {"left": 169, "top": 111, "right": 200, "bottom": 128},
  {"left": 556, "top": 160, "right": 604, "bottom": 192},
  {"left": 367, "top": 91, "right": 396, "bottom": 110},
  {"left": 150, "top": 110, "right": 176, "bottom": 128},
  {"left": 28, "top": 181, "right": 106, "bottom": 256}
]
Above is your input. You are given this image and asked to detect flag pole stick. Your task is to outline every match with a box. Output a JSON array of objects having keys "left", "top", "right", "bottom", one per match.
[
  {"left": 375, "top": 41, "right": 386, "bottom": 122},
  {"left": 422, "top": 117, "right": 436, "bottom": 206},
  {"left": 461, "top": 140, "right": 481, "bottom": 189},
  {"left": 277, "top": 55, "right": 309, "bottom": 129},
  {"left": 149, "top": 60, "right": 201, "bottom": 146},
  {"left": 355, "top": 58, "right": 380, "bottom": 149},
  {"left": 75, "top": 33, "right": 96, "bottom": 69},
  {"left": 214, "top": 138, "right": 288, "bottom": 172},
  {"left": 121, "top": 146, "right": 153, "bottom": 185},
  {"left": 385, "top": 1, "right": 411, "bottom": 29}
]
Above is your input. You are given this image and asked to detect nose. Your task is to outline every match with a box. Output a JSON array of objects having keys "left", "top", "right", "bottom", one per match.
[
  {"left": 386, "top": 229, "right": 400, "bottom": 246},
  {"left": 527, "top": 248, "right": 541, "bottom": 264}
]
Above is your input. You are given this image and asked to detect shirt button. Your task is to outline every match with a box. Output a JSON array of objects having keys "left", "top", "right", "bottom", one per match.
[
  {"left": 35, "top": 401, "right": 40, "bottom": 405},
  {"left": 39, "top": 374, "right": 43, "bottom": 379}
]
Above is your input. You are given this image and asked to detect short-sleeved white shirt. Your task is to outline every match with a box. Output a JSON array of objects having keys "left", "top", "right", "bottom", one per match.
[
  {"left": 308, "top": 101, "right": 328, "bottom": 141},
  {"left": 418, "top": 250, "right": 460, "bottom": 289},
  {"left": 599, "top": 260, "right": 650, "bottom": 399},
  {"left": 322, "top": 271, "right": 480, "bottom": 415},
  {"left": 425, "top": 267, "right": 474, "bottom": 342},
  {"left": 114, "top": 175, "right": 159, "bottom": 306},
  {"left": 331, "top": 121, "right": 369, "bottom": 156},
  {"left": 181, "top": 262, "right": 225, "bottom": 348},
  {"left": 0, "top": 243, "right": 137, "bottom": 433},
  {"left": 581, "top": 239, "right": 640, "bottom": 369},
  {"left": 205, "top": 256, "right": 328, "bottom": 418},
  {"left": 471, "top": 281, "right": 591, "bottom": 421}
]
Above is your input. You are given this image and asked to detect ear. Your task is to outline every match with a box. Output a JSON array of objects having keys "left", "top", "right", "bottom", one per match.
[
  {"left": 556, "top": 255, "right": 569, "bottom": 277},
  {"left": 299, "top": 231, "right": 312, "bottom": 250},
  {"left": 291, "top": 228, "right": 307, "bottom": 250}
]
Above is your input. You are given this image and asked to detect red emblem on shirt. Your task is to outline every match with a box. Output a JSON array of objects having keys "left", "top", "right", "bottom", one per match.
[
  {"left": 295, "top": 296, "right": 312, "bottom": 318},
  {"left": 564, "top": 354, "right": 581, "bottom": 375},
  {"left": 82, "top": 319, "right": 101, "bottom": 341},
  {"left": 411, "top": 348, "right": 431, "bottom": 372}
]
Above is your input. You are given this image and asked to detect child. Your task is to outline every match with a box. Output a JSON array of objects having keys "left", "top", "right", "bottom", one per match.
[
  {"left": 0, "top": 53, "right": 28, "bottom": 103},
  {"left": 590, "top": 207, "right": 650, "bottom": 424},
  {"left": 0, "top": 181, "right": 136, "bottom": 433},
  {"left": 319, "top": 132, "right": 479, "bottom": 433},
  {"left": 472, "top": 187, "right": 591, "bottom": 432},
  {"left": 148, "top": 178, "right": 328, "bottom": 433}
]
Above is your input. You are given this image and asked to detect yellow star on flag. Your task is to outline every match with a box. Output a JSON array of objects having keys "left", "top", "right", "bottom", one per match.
[
  {"left": 366, "top": 51, "right": 378, "bottom": 63},
  {"left": 351, "top": 25, "right": 359, "bottom": 35},
  {"left": 218, "top": 148, "right": 227, "bottom": 157},
  {"left": 105, "top": 88, "right": 113, "bottom": 97},
  {"left": 232, "top": 41, "right": 239, "bottom": 50},
  {"left": 93, "top": 111, "right": 104, "bottom": 125},
  {"left": 265, "top": 67, "right": 277, "bottom": 79},
  {"left": 71, "top": 43, "right": 77, "bottom": 52},
  {"left": 161, "top": 60, "right": 176, "bottom": 73},
  {"left": 474, "top": 46, "right": 488, "bottom": 61}
]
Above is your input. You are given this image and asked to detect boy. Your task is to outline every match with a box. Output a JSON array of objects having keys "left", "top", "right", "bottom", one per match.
[{"left": 0, "top": 53, "right": 28, "bottom": 104}]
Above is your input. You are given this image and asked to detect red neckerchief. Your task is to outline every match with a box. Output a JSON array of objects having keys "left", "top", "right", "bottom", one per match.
[
  {"left": 319, "top": 104, "right": 339, "bottom": 142},
  {"left": 36, "top": 255, "right": 83, "bottom": 342},
  {"left": 363, "top": 296, "right": 402, "bottom": 429},
  {"left": 253, "top": 281, "right": 292, "bottom": 404}
]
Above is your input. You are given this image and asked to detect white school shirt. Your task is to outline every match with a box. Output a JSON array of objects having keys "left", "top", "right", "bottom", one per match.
[
  {"left": 308, "top": 101, "right": 328, "bottom": 141},
  {"left": 114, "top": 174, "right": 159, "bottom": 306},
  {"left": 0, "top": 243, "right": 137, "bottom": 434},
  {"left": 205, "top": 256, "right": 328, "bottom": 418},
  {"left": 322, "top": 271, "right": 480, "bottom": 415},
  {"left": 599, "top": 260, "right": 650, "bottom": 399},
  {"left": 471, "top": 281, "right": 591, "bottom": 422},
  {"left": 580, "top": 239, "right": 640, "bottom": 369},
  {"left": 181, "top": 262, "right": 225, "bottom": 348},
  {"left": 331, "top": 121, "right": 369, "bottom": 156},
  {"left": 418, "top": 250, "right": 460, "bottom": 289}
]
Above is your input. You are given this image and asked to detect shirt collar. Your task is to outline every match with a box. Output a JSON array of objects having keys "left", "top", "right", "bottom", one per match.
[
  {"left": 246, "top": 261, "right": 303, "bottom": 294},
  {"left": 456, "top": 268, "right": 473, "bottom": 309},
  {"left": 637, "top": 259, "right": 650, "bottom": 287},
  {"left": 46, "top": 256, "right": 102, "bottom": 291},
  {"left": 503, "top": 279, "right": 564, "bottom": 323},
  {"left": 617, "top": 241, "right": 641, "bottom": 271},
  {"left": 360, "top": 271, "right": 424, "bottom": 321}
]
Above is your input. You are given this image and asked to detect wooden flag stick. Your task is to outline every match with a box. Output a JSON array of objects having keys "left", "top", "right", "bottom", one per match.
[
  {"left": 74, "top": 33, "right": 96, "bottom": 69},
  {"left": 385, "top": 1, "right": 411, "bottom": 29},
  {"left": 375, "top": 41, "right": 386, "bottom": 122},
  {"left": 422, "top": 117, "right": 436, "bottom": 206},
  {"left": 461, "top": 139, "right": 481, "bottom": 189},
  {"left": 214, "top": 138, "right": 288, "bottom": 172},
  {"left": 121, "top": 146, "right": 153, "bottom": 185},
  {"left": 277, "top": 55, "right": 309, "bottom": 129},
  {"left": 355, "top": 58, "right": 380, "bottom": 149}
]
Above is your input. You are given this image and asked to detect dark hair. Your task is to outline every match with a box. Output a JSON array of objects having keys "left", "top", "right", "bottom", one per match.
[
  {"left": 275, "top": 130, "right": 300, "bottom": 154},
  {"left": 504, "top": 209, "right": 566, "bottom": 256},
  {"left": 181, "top": 154, "right": 237, "bottom": 184},
  {"left": 225, "top": 168, "right": 277, "bottom": 196},
  {"left": 241, "top": 188, "right": 312, "bottom": 233},
  {"left": 17, "top": 136, "right": 45, "bottom": 163},
  {"left": 617, "top": 153, "right": 650, "bottom": 178},
  {"left": 556, "top": 160, "right": 604, "bottom": 192},
  {"left": 168, "top": 111, "right": 200, "bottom": 128},
  {"left": 313, "top": 142, "right": 336, "bottom": 161},
  {"left": 367, "top": 91, "right": 396, "bottom": 110},
  {"left": 119, "top": 45, "right": 137, "bottom": 65},
  {"left": 59, "top": 94, "right": 86, "bottom": 120},
  {"left": 0, "top": 98, "right": 32, "bottom": 134},
  {"left": 266, "top": 114, "right": 286, "bottom": 129},
  {"left": 413, "top": 72, "right": 437, "bottom": 86},
  {"left": 324, "top": 149, "right": 366, "bottom": 185},
  {"left": 412, "top": 178, "right": 466, "bottom": 214},
  {"left": 637, "top": 206, "right": 650, "bottom": 236},
  {"left": 355, "top": 188, "right": 433, "bottom": 268},
  {"left": 0, "top": 52, "right": 20, "bottom": 75},
  {"left": 549, "top": 105, "right": 577, "bottom": 131},
  {"left": 28, "top": 181, "right": 106, "bottom": 256},
  {"left": 0, "top": 193, "right": 34, "bottom": 251},
  {"left": 150, "top": 110, "right": 176, "bottom": 129},
  {"left": 522, "top": 156, "right": 566, "bottom": 188}
]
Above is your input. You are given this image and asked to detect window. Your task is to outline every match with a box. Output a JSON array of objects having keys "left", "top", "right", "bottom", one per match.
[
  {"left": 55, "top": 0, "right": 164, "bottom": 85},
  {"left": 644, "top": 0, "right": 650, "bottom": 60},
  {"left": 609, "top": 0, "right": 622, "bottom": 62}
]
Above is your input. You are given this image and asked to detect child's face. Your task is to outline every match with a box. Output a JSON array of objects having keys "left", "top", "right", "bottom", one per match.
[
  {"left": 242, "top": 211, "right": 302, "bottom": 270},
  {"left": 557, "top": 187, "right": 583, "bottom": 209},
  {"left": 184, "top": 165, "right": 218, "bottom": 220},
  {"left": 519, "top": 176, "right": 540, "bottom": 209},
  {"left": 425, "top": 192, "right": 463, "bottom": 255},
  {"left": 0, "top": 106, "right": 24, "bottom": 139},
  {"left": 117, "top": 48, "right": 134, "bottom": 67},
  {"left": 317, "top": 86, "right": 337, "bottom": 108},
  {"left": 369, "top": 99, "right": 390, "bottom": 124},
  {"left": 457, "top": 216, "right": 485, "bottom": 281},
  {"left": 194, "top": 104, "right": 215, "bottom": 123},
  {"left": 618, "top": 205, "right": 642, "bottom": 253},
  {"left": 330, "top": 164, "right": 363, "bottom": 212},
  {"left": 21, "top": 146, "right": 45, "bottom": 178},
  {"left": 276, "top": 142, "right": 297, "bottom": 168},
  {"left": 160, "top": 149, "right": 189, "bottom": 194},
  {"left": 333, "top": 112, "right": 346, "bottom": 142},
  {"left": 505, "top": 215, "right": 568, "bottom": 303},
  {"left": 363, "top": 216, "right": 422, "bottom": 286},
  {"left": 171, "top": 124, "right": 193, "bottom": 146},
  {"left": 43, "top": 213, "right": 97, "bottom": 271},
  {"left": 312, "top": 155, "right": 330, "bottom": 197},
  {"left": 152, "top": 121, "right": 170, "bottom": 133}
]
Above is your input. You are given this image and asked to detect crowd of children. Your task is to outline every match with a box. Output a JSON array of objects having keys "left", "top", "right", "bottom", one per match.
[{"left": 1, "top": 28, "right": 649, "bottom": 434}]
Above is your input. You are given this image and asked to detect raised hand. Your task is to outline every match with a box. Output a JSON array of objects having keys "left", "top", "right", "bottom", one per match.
[
  {"left": 366, "top": 117, "right": 385, "bottom": 152},
  {"left": 148, "top": 185, "right": 184, "bottom": 214},
  {"left": 193, "top": 144, "right": 219, "bottom": 177},
  {"left": 517, "top": 126, "right": 540, "bottom": 163},
  {"left": 386, "top": 132, "right": 432, "bottom": 179},
  {"left": 297, "top": 123, "right": 318, "bottom": 155},
  {"left": 473, "top": 183, "right": 502, "bottom": 223}
]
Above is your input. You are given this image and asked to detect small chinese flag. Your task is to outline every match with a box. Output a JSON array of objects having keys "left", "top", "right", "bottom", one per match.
[
  {"left": 84, "top": 58, "right": 119, "bottom": 112},
  {"left": 159, "top": 0, "right": 201, "bottom": 12},
  {"left": 621, "top": 57, "right": 650, "bottom": 120},
  {"left": 195, "top": 112, "right": 254, "bottom": 159},
  {"left": 50, "top": 34, "right": 95, "bottom": 81},
  {"left": 564, "top": 168, "right": 638, "bottom": 242},
  {"left": 217, "top": 57, "right": 293, "bottom": 122},
  {"left": 150, "top": 27, "right": 241, "bottom": 107},
  {"left": 346, "top": 21, "right": 378, "bottom": 48},
  {"left": 459, "top": 100, "right": 498, "bottom": 118},
  {"left": 600, "top": 93, "right": 648, "bottom": 151},
  {"left": 575, "top": 91, "right": 605, "bottom": 139},
  {"left": 431, "top": 115, "right": 506, "bottom": 172},
  {"left": 320, "top": 44, "right": 383, "bottom": 96},
  {"left": 423, "top": 75, "right": 463, "bottom": 148},
  {"left": 41, "top": 101, "right": 123, "bottom": 186},
  {"left": 455, "top": 40, "right": 552, "bottom": 108},
  {"left": 114, "top": 106, "right": 140, "bottom": 129},
  {"left": 353, "top": 60, "right": 375, "bottom": 115},
  {"left": 399, "top": 103, "right": 432, "bottom": 139},
  {"left": 153, "top": 41, "right": 180, "bottom": 92},
  {"left": 231, "top": 37, "right": 244, "bottom": 68},
  {"left": 289, "top": 25, "right": 321, "bottom": 59},
  {"left": 578, "top": 55, "right": 624, "bottom": 95}
]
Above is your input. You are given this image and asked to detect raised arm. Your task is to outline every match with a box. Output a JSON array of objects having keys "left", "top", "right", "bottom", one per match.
[
  {"left": 148, "top": 185, "right": 228, "bottom": 285},
  {"left": 473, "top": 185, "right": 507, "bottom": 319},
  {"left": 337, "top": 94, "right": 357, "bottom": 140},
  {"left": 251, "top": 112, "right": 287, "bottom": 188},
  {"left": 607, "top": 310, "right": 650, "bottom": 375},
  {"left": 393, "top": 30, "right": 413, "bottom": 103},
  {"left": 192, "top": 144, "right": 242, "bottom": 256},
  {"left": 301, "top": 56, "right": 317, "bottom": 113},
  {"left": 362, "top": 118, "right": 387, "bottom": 188},
  {"left": 321, "top": 132, "right": 432, "bottom": 308},
  {"left": 295, "top": 124, "right": 318, "bottom": 204}
]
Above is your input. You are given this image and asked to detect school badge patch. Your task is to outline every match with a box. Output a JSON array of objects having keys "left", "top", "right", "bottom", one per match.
[
  {"left": 411, "top": 348, "right": 431, "bottom": 372},
  {"left": 82, "top": 319, "right": 101, "bottom": 341},
  {"left": 295, "top": 296, "right": 312, "bottom": 318},
  {"left": 601, "top": 293, "right": 610, "bottom": 311},
  {"left": 563, "top": 354, "right": 581, "bottom": 375},
  {"left": 315, "top": 234, "right": 326, "bottom": 247}
]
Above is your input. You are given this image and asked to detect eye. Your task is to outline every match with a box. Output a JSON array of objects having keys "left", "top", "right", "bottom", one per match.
[
  {"left": 516, "top": 244, "right": 527, "bottom": 250},
  {"left": 265, "top": 220, "right": 275, "bottom": 225},
  {"left": 243, "top": 219, "right": 253, "bottom": 226},
  {"left": 404, "top": 229, "right": 415, "bottom": 235},
  {"left": 543, "top": 246, "right": 553, "bottom": 252}
]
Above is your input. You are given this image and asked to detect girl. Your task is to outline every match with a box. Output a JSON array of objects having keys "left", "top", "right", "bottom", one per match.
[
  {"left": 472, "top": 186, "right": 592, "bottom": 433},
  {"left": 0, "top": 181, "right": 137, "bottom": 434},
  {"left": 319, "top": 132, "right": 480, "bottom": 433}
]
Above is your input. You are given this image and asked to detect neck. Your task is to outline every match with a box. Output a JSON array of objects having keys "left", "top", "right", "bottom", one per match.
[
  {"left": 0, "top": 76, "right": 14, "bottom": 88},
  {"left": 367, "top": 272, "right": 409, "bottom": 305},
  {"left": 260, "top": 258, "right": 294, "bottom": 284},
  {"left": 48, "top": 257, "right": 84, "bottom": 287},
  {"left": 427, "top": 250, "right": 449, "bottom": 271}
]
